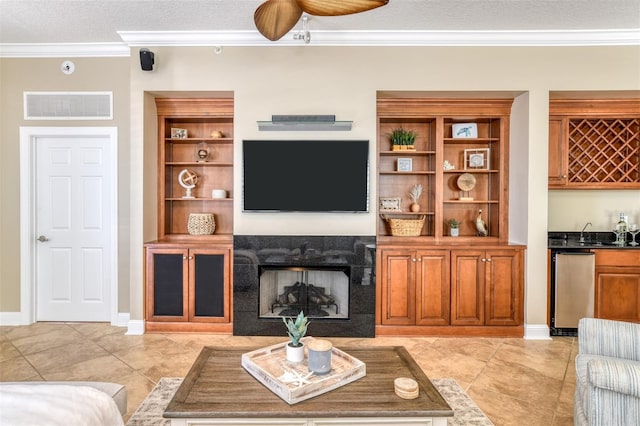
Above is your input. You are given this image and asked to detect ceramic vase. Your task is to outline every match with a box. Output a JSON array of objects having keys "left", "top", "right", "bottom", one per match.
[
  {"left": 410, "top": 203, "right": 420, "bottom": 212},
  {"left": 285, "top": 342, "right": 305, "bottom": 363},
  {"left": 450, "top": 228, "right": 459, "bottom": 237}
]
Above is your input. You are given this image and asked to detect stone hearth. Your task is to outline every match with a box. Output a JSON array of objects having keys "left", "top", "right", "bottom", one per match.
[{"left": 233, "top": 235, "right": 376, "bottom": 337}]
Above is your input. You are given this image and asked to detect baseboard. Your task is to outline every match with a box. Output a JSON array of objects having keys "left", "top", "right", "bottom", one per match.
[
  {"left": 0, "top": 312, "right": 26, "bottom": 326},
  {"left": 126, "top": 319, "right": 145, "bottom": 335},
  {"left": 113, "top": 312, "right": 130, "bottom": 328},
  {"left": 524, "top": 323, "right": 551, "bottom": 340}
]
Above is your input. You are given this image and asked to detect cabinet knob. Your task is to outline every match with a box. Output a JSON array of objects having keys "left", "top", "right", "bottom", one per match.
[
  {"left": 481, "top": 258, "right": 486, "bottom": 262},
  {"left": 412, "top": 258, "right": 417, "bottom": 262},
  {"left": 562, "top": 175, "right": 567, "bottom": 178},
  {"left": 189, "top": 256, "right": 194, "bottom": 260},
  {"left": 486, "top": 258, "right": 492, "bottom": 262},
  {"left": 183, "top": 256, "right": 187, "bottom": 260}
]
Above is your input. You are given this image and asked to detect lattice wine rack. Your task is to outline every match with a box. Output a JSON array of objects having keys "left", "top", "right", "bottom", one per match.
[{"left": 568, "top": 118, "right": 640, "bottom": 184}]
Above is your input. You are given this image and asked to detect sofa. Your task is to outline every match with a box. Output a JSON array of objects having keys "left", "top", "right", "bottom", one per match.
[
  {"left": 574, "top": 318, "right": 640, "bottom": 425},
  {"left": 0, "top": 381, "right": 126, "bottom": 425}
]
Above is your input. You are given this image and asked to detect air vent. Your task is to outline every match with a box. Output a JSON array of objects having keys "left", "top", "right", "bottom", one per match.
[{"left": 24, "top": 92, "right": 113, "bottom": 120}]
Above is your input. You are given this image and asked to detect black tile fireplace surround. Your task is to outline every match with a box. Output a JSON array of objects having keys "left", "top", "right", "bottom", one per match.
[{"left": 233, "top": 235, "right": 376, "bottom": 338}]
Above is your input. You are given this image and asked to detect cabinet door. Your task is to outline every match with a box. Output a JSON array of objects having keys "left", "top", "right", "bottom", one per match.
[
  {"left": 451, "top": 250, "right": 484, "bottom": 325},
  {"left": 188, "top": 248, "right": 231, "bottom": 322},
  {"left": 146, "top": 248, "right": 188, "bottom": 322},
  {"left": 548, "top": 118, "right": 568, "bottom": 187},
  {"left": 380, "top": 250, "right": 416, "bottom": 325},
  {"left": 484, "top": 249, "right": 522, "bottom": 326},
  {"left": 416, "top": 250, "right": 450, "bottom": 325},
  {"left": 595, "top": 266, "right": 640, "bottom": 322}
]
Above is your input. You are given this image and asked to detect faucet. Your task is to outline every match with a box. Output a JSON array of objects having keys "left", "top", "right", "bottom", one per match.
[{"left": 579, "top": 222, "right": 592, "bottom": 243}]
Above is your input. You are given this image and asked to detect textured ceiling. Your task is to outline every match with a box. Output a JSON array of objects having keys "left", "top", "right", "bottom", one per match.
[{"left": 1, "top": 0, "right": 639, "bottom": 47}]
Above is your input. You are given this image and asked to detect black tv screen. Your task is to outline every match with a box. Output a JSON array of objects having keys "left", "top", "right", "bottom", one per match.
[{"left": 243, "top": 140, "right": 369, "bottom": 212}]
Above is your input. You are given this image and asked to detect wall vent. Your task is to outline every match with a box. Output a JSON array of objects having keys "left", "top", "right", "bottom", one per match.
[{"left": 24, "top": 92, "right": 113, "bottom": 120}]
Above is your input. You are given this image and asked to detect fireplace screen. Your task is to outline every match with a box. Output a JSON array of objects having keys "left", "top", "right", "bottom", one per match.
[{"left": 259, "top": 267, "right": 349, "bottom": 319}]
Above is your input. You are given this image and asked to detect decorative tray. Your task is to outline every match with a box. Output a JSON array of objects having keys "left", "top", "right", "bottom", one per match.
[{"left": 241, "top": 337, "right": 366, "bottom": 405}]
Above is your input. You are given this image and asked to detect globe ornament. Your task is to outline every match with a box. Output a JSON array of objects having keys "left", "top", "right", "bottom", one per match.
[{"left": 178, "top": 169, "right": 198, "bottom": 199}]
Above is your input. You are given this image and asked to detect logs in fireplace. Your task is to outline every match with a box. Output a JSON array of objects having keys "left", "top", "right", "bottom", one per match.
[{"left": 272, "top": 281, "right": 338, "bottom": 317}]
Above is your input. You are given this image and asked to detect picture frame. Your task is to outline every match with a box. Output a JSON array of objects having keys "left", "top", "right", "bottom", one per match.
[
  {"left": 379, "top": 197, "right": 402, "bottom": 212},
  {"left": 452, "top": 123, "right": 478, "bottom": 139},
  {"left": 464, "top": 148, "right": 490, "bottom": 170},
  {"left": 396, "top": 158, "right": 413, "bottom": 172},
  {"left": 171, "top": 127, "right": 188, "bottom": 138}
]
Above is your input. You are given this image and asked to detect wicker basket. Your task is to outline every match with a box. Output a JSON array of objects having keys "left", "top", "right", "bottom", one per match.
[
  {"left": 384, "top": 215, "right": 425, "bottom": 237},
  {"left": 187, "top": 213, "right": 216, "bottom": 235}
]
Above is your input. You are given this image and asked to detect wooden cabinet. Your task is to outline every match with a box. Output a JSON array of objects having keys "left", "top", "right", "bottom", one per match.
[
  {"left": 377, "top": 98, "right": 512, "bottom": 243},
  {"left": 548, "top": 118, "right": 568, "bottom": 186},
  {"left": 145, "top": 245, "right": 231, "bottom": 331},
  {"left": 379, "top": 249, "right": 449, "bottom": 326},
  {"left": 593, "top": 250, "right": 640, "bottom": 323},
  {"left": 549, "top": 99, "right": 640, "bottom": 189},
  {"left": 146, "top": 98, "right": 234, "bottom": 332},
  {"left": 451, "top": 249, "right": 523, "bottom": 327},
  {"left": 379, "top": 246, "right": 523, "bottom": 335}
]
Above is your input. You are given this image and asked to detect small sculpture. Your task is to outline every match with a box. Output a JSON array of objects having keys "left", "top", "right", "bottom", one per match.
[
  {"left": 476, "top": 209, "right": 488, "bottom": 236},
  {"left": 178, "top": 169, "right": 198, "bottom": 199},
  {"left": 443, "top": 160, "right": 455, "bottom": 171}
]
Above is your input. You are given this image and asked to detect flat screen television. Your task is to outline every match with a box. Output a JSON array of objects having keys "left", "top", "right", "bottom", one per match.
[{"left": 243, "top": 139, "right": 369, "bottom": 212}]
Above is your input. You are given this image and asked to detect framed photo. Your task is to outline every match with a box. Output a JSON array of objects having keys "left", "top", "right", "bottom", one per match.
[
  {"left": 397, "top": 158, "right": 413, "bottom": 172},
  {"left": 379, "top": 197, "right": 402, "bottom": 212},
  {"left": 452, "top": 123, "right": 478, "bottom": 139},
  {"left": 171, "top": 128, "right": 188, "bottom": 138},
  {"left": 464, "top": 148, "right": 490, "bottom": 170}
]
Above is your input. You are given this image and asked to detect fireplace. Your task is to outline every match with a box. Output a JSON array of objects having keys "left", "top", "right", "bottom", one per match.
[{"left": 233, "top": 236, "right": 376, "bottom": 337}]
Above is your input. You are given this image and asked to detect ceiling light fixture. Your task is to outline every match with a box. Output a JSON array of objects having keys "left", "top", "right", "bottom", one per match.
[{"left": 293, "top": 15, "right": 311, "bottom": 44}]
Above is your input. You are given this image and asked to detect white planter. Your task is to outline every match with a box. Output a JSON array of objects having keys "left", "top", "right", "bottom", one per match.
[
  {"left": 285, "top": 342, "right": 305, "bottom": 363},
  {"left": 450, "top": 228, "right": 459, "bottom": 237}
]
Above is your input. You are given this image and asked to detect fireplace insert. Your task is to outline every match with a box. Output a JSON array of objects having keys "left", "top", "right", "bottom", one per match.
[{"left": 233, "top": 235, "right": 376, "bottom": 337}]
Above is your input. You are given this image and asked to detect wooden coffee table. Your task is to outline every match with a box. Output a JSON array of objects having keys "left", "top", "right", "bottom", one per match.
[{"left": 164, "top": 345, "right": 453, "bottom": 426}]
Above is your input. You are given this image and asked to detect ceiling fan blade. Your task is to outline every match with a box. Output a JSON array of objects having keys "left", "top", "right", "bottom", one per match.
[
  {"left": 254, "top": 0, "right": 303, "bottom": 41},
  {"left": 296, "top": 0, "right": 389, "bottom": 16}
]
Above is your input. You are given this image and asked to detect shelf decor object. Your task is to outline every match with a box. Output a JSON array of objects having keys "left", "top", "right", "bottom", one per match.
[
  {"left": 241, "top": 337, "right": 366, "bottom": 405},
  {"left": 464, "top": 148, "right": 490, "bottom": 170},
  {"left": 397, "top": 158, "right": 413, "bottom": 172},
  {"left": 383, "top": 215, "right": 426, "bottom": 237},
  {"left": 379, "top": 197, "right": 402, "bottom": 212},
  {"left": 187, "top": 213, "right": 215, "bottom": 235},
  {"left": 171, "top": 128, "right": 187, "bottom": 138},
  {"left": 178, "top": 169, "right": 198, "bottom": 199},
  {"left": 456, "top": 173, "right": 476, "bottom": 201},
  {"left": 452, "top": 123, "right": 478, "bottom": 138}
]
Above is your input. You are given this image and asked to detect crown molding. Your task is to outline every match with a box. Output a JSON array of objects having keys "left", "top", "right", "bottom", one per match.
[
  {"left": 0, "top": 43, "right": 130, "bottom": 58},
  {"left": 1, "top": 29, "right": 638, "bottom": 58}
]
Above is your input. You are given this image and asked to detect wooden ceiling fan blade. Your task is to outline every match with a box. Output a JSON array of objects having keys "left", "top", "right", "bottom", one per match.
[
  {"left": 296, "top": 0, "right": 389, "bottom": 16},
  {"left": 254, "top": 0, "right": 303, "bottom": 41}
]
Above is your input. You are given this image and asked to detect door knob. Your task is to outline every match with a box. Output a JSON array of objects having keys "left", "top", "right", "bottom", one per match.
[{"left": 36, "top": 235, "right": 49, "bottom": 242}]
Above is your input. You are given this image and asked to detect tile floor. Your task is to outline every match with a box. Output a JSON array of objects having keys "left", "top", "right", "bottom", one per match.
[{"left": 0, "top": 322, "right": 576, "bottom": 425}]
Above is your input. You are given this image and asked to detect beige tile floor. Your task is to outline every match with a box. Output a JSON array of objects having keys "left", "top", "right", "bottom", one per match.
[{"left": 0, "top": 322, "right": 576, "bottom": 425}]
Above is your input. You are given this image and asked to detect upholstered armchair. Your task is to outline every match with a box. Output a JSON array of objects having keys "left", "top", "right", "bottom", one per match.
[{"left": 574, "top": 318, "right": 640, "bottom": 425}]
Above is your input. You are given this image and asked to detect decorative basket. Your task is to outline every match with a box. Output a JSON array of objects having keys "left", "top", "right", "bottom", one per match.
[
  {"left": 187, "top": 213, "right": 216, "bottom": 235},
  {"left": 383, "top": 215, "right": 425, "bottom": 237}
]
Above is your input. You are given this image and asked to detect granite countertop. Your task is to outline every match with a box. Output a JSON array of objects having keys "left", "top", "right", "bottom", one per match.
[{"left": 548, "top": 231, "right": 640, "bottom": 249}]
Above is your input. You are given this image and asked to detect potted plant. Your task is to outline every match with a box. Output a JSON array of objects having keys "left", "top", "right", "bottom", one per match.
[
  {"left": 448, "top": 219, "right": 460, "bottom": 237},
  {"left": 282, "top": 311, "right": 309, "bottom": 362},
  {"left": 408, "top": 184, "right": 423, "bottom": 212},
  {"left": 389, "top": 128, "right": 417, "bottom": 151}
]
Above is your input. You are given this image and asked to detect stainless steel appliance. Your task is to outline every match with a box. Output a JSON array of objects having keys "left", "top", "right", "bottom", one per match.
[{"left": 551, "top": 250, "right": 595, "bottom": 336}]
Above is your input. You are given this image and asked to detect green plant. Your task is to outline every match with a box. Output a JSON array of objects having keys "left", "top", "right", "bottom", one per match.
[
  {"left": 282, "top": 311, "right": 309, "bottom": 347},
  {"left": 389, "top": 128, "right": 417, "bottom": 146},
  {"left": 448, "top": 218, "right": 460, "bottom": 229}
]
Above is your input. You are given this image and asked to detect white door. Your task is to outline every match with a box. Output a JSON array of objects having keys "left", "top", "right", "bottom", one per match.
[{"left": 33, "top": 132, "right": 114, "bottom": 321}]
